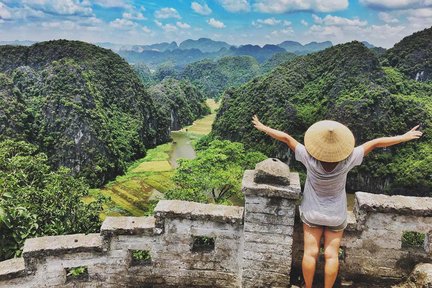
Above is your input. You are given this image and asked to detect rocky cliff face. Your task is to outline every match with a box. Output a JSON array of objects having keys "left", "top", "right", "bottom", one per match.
[
  {"left": 0, "top": 40, "right": 204, "bottom": 186},
  {"left": 384, "top": 26, "right": 432, "bottom": 82}
]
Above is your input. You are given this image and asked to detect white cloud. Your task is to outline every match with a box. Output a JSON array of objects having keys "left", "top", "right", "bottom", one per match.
[
  {"left": 91, "top": 0, "right": 130, "bottom": 8},
  {"left": 301, "top": 19, "right": 309, "bottom": 26},
  {"left": 110, "top": 18, "right": 137, "bottom": 29},
  {"left": 123, "top": 11, "right": 146, "bottom": 20},
  {"left": 254, "top": 17, "right": 281, "bottom": 26},
  {"left": 254, "top": 0, "right": 348, "bottom": 13},
  {"left": 155, "top": 20, "right": 178, "bottom": 32},
  {"left": 176, "top": 21, "right": 191, "bottom": 29},
  {"left": 208, "top": 18, "right": 225, "bottom": 28},
  {"left": 217, "top": 0, "right": 250, "bottom": 12},
  {"left": 0, "top": 3, "right": 12, "bottom": 19},
  {"left": 270, "top": 27, "right": 294, "bottom": 36},
  {"left": 155, "top": 7, "right": 181, "bottom": 19},
  {"left": 191, "top": 2, "right": 212, "bottom": 15},
  {"left": 378, "top": 12, "right": 399, "bottom": 23},
  {"left": 142, "top": 26, "right": 151, "bottom": 33},
  {"left": 20, "top": 0, "right": 92, "bottom": 16},
  {"left": 312, "top": 14, "right": 367, "bottom": 26},
  {"left": 360, "top": 0, "right": 432, "bottom": 10},
  {"left": 41, "top": 20, "right": 77, "bottom": 30}
]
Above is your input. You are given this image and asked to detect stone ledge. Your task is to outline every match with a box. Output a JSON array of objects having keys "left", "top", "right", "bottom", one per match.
[
  {"left": 355, "top": 192, "right": 432, "bottom": 217},
  {"left": 0, "top": 258, "right": 26, "bottom": 281},
  {"left": 101, "top": 216, "right": 155, "bottom": 236},
  {"left": 154, "top": 200, "right": 244, "bottom": 225},
  {"left": 22, "top": 233, "right": 103, "bottom": 258},
  {"left": 345, "top": 211, "right": 357, "bottom": 231},
  {"left": 242, "top": 170, "right": 301, "bottom": 200}
]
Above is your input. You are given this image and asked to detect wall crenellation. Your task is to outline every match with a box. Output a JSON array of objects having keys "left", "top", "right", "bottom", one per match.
[{"left": 0, "top": 158, "right": 431, "bottom": 287}]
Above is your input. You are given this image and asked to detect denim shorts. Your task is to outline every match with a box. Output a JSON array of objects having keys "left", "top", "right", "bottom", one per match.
[{"left": 300, "top": 211, "right": 347, "bottom": 232}]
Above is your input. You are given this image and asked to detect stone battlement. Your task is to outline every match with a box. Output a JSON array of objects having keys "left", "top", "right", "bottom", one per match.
[{"left": 0, "top": 158, "right": 431, "bottom": 287}]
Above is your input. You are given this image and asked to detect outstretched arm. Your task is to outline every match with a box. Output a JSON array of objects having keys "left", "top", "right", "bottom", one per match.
[
  {"left": 252, "top": 115, "right": 299, "bottom": 151},
  {"left": 362, "top": 125, "right": 423, "bottom": 156}
]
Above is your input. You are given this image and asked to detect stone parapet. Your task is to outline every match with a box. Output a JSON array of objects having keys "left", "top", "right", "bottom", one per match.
[
  {"left": 22, "top": 233, "right": 103, "bottom": 259},
  {"left": 100, "top": 216, "right": 155, "bottom": 236},
  {"left": 0, "top": 159, "right": 431, "bottom": 287},
  {"left": 355, "top": 191, "right": 432, "bottom": 217},
  {"left": 154, "top": 200, "right": 244, "bottom": 224}
]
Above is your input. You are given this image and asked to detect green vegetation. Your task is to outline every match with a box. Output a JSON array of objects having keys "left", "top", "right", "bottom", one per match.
[
  {"left": 148, "top": 77, "right": 211, "bottom": 132},
  {"left": 131, "top": 250, "right": 152, "bottom": 265},
  {"left": 401, "top": 231, "right": 426, "bottom": 248},
  {"left": 66, "top": 266, "right": 88, "bottom": 282},
  {"left": 0, "top": 140, "right": 104, "bottom": 261},
  {"left": 181, "top": 56, "right": 261, "bottom": 100},
  {"left": 166, "top": 139, "right": 267, "bottom": 204},
  {"left": 0, "top": 40, "right": 208, "bottom": 187},
  {"left": 212, "top": 39, "right": 432, "bottom": 196},
  {"left": 384, "top": 26, "right": 432, "bottom": 81}
]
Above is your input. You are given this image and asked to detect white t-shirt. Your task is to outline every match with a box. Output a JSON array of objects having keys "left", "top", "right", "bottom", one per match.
[{"left": 295, "top": 143, "right": 364, "bottom": 226}]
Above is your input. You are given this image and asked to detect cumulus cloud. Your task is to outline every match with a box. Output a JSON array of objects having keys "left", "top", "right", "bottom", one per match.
[
  {"left": 155, "top": 20, "right": 178, "bottom": 32},
  {"left": 0, "top": 3, "right": 12, "bottom": 19},
  {"left": 142, "top": 26, "right": 151, "bottom": 33},
  {"left": 217, "top": 0, "right": 250, "bottom": 12},
  {"left": 191, "top": 2, "right": 212, "bottom": 15},
  {"left": 312, "top": 14, "right": 368, "bottom": 26},
  {"left": 176, "top": 21, "right": 191, "bottom": 29},
  {"left": 301, "top": 19, "right": 309, "bottom": 26},
  {"left": 208, "top": 18, "right": 225, "bottom": 28},
  {"left": 20, "top": 0, "right": 92, "bottom": 16},
  {"left": 360, "top": 0, "right": 432, "bottom": 10},
  {"left": 155, "top": 7, "right": 181, "bottom": 19},
  {"left": 123, "top": 11, "right": 145, "bottom": 20},
  {"left": 378, "top": 12, "right": 399, "bottom": 23},
  {"left": 110, "top": 18, "right": 137, "bottom": 29},
  {"left": 253, "top": 17, "right": 281, "bottom": 26},
  {"left": 254, "top": 0, "right": 348, "bottom": 13},
  {"left": 89, "top": 0, "right": 130, "bottom": 8}
]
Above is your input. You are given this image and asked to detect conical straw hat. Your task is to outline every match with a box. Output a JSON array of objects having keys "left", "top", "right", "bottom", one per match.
[{"left": 304, "top": 120, "right": 355, "bottom": 162}]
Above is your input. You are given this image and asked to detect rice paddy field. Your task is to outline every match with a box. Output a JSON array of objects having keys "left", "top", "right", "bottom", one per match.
[{"left": 83, "top": 99, "right": 219, "bottom": 219}]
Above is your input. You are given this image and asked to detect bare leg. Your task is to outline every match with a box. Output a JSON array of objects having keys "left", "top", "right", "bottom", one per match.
[
  {"left": 323, "top": 228, "right": 344, "bottom": 288},
  {"left": 302, "top": 223, "right": 323, "bottom": 288}
]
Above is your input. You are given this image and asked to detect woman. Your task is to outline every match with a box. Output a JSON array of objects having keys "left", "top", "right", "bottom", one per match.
[{"left": 251, "top": 115, "right": 423, "bottom": 288}]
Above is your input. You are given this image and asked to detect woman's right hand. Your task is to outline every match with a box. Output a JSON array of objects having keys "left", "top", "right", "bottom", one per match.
[
  {"left": 401, "top": 125, "right": 423, "bottom": 141},
  {"left": 252, "top": 115, "right": 267, "bottom": 132}
]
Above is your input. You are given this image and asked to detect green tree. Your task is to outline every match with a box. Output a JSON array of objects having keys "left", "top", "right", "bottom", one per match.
[
  {"left": 0, "top": 140, "right": 105, "bottom": 260},
  {"left": 166, "top": 139, "right": 267, "bottom": 204}
]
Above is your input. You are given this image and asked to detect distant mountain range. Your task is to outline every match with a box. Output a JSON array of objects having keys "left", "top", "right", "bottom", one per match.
[
  {"left": 2, "top": 38, "right": 380, "bottom": 69},
  {"left": 116, "top": 38, "right": 345, "bottom": 68}
]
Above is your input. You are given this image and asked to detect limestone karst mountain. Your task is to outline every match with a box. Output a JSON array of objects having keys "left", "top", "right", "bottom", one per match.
[{"left": 211, "top": 32, "right": 432, "bottom": 195}]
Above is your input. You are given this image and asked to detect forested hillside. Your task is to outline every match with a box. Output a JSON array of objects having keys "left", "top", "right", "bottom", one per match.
[
  {"left": 181, "top": 56, "right": 261, "bottom": 99},
  {"left": 148, "top": 78, "right": 211, "bottom": 136},
  {"left": 0, "top": 40, "right": 208, "bottom": 186},
  {"left": 212, "top": 31, "right": 432, "bottom": 195},
  {"left": 384, "top": 27, "right": 432, "bottom": 81}
]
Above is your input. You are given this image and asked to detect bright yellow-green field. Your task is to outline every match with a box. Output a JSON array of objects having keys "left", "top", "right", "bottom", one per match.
[{"left": 86, "top": 99, "right": 220, "bottom": 219}]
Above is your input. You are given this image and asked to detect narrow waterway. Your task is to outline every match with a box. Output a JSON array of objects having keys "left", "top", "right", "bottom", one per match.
[{"left": 168, "top": 131, "right": 196, "bottom": 168}]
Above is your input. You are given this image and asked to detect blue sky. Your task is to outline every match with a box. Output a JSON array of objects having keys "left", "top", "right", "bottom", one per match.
[{"left": 0, "top": 0, "right": 431, "bottom": 48}]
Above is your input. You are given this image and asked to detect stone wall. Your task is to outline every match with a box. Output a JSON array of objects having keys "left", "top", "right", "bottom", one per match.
[{"left": 0, "top": 158, "right": 431, "bottom": 287}]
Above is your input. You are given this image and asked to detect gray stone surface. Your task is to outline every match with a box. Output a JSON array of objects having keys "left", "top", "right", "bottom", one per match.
[
  {"left": 355, "top": 191, "right": 432, "bottom": 216},
  {"left": 154, "top": 200, "right": 244, "bottom": 224},
  {"left": 254, "top": 158, "right": 291, "bottom": 186},
  {"left": 100, "top": 216, "right": 155, "bottom": 236},
  {"left": 393, "top": 263, "right": 432, "bottom": 288},
  {"left": 0, "top": 258, "right": 26, "bottom": 281},
  {"left": 23, "top": 233, "right": 103, "bottom": 258},
  {"left": 426, "top": 230, "right": 432, "bottom": 255},
  {"left": 243, "top": 170, "right": 301, "bottom": 199}
]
